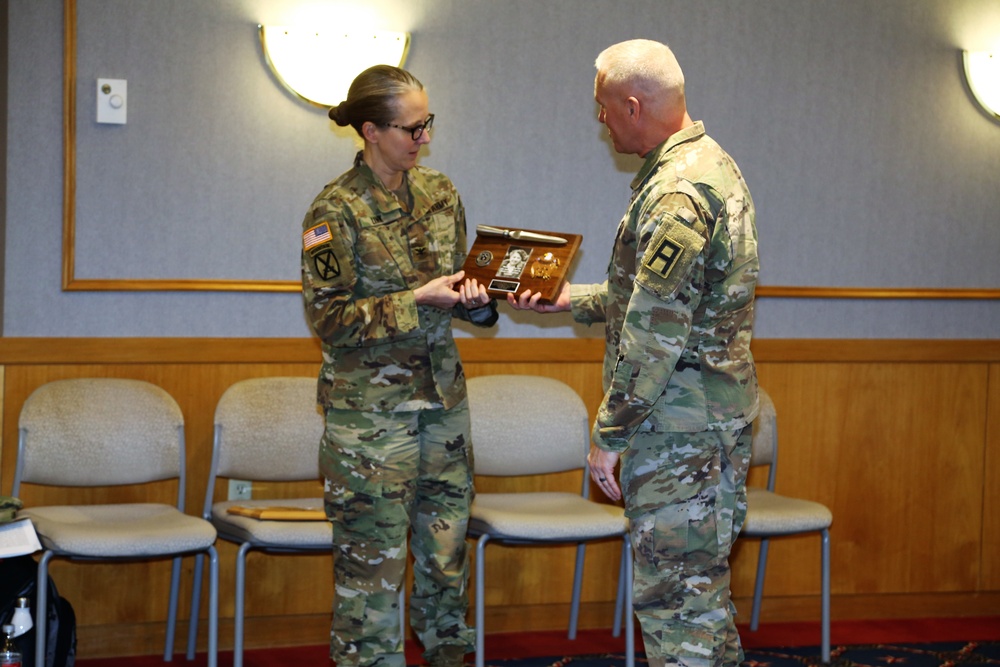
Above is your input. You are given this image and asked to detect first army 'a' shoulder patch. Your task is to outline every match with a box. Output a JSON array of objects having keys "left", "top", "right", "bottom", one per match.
[
  {"left": 636, "top": 216, "right": 705, "bottom": 299},
  {"left": 644, "top": 234, "right": 684, "bottom": 278},
  {"left": 303, "top": 222, "right": 341, "bottom": 282}
]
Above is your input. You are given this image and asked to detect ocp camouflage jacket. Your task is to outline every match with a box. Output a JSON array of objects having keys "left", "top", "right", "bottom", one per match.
[
  {"left": 572, "top": 122, "right": 760, "bottom": 452},
  {"left": 302, "top": 152, "right": 495, "bottom": 413}
]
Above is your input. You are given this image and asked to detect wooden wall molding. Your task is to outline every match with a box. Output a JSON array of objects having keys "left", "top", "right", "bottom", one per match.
[
  {"left": 61, "top": 0, "right": 299, "bottom": 293},
  {"left": 2, "top": 337, "right": 1000, "bottom": 365},
  {"left": 755, "top": 285, "right": 1000, "bottom": 300},
  {"left": 61, "top": 0, "right": 1000, "bottom": 298}
]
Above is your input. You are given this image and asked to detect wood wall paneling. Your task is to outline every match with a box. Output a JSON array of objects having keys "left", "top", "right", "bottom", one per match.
[
  {"left": 984, "top": 363, "right": 1000, "bottom": 590},
  {"left": 1, "top": 338, "right": 998, "bottom": 658},
  {"left": 747, "top": 362, "right": 987, "bottom": 598}
]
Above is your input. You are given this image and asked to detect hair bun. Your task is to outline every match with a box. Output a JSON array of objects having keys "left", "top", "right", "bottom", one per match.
[{"left": 328, "top": 103, "right": 352, "bottom": 125}]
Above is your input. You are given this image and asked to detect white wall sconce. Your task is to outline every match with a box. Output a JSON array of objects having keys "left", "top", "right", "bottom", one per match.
[
  {"left": 259, "top": 26, "right": 410, "bottom": 108},
  {"left": 963, "top": 50, "right": 1000, "bottom": 121}
]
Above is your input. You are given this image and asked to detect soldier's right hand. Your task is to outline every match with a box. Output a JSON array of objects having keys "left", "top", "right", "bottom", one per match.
[
  {"left": 414, "top": 270, "right": 465, "bottom": 310},
  {"left": 506, "top": 282, "right": 571, "bottom": 313}
]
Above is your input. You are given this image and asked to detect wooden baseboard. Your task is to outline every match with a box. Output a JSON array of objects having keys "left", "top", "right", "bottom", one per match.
[
  {"left": 76, "top": 592, "right": 1000, "bottom": 658},
  {"left": 732, "top": 591, "right": 1000, "bottom": 622}
]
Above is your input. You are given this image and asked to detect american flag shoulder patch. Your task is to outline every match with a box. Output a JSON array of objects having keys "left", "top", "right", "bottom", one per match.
[{"left": 303, "top": 223, "right": 333, "bottom": 250}]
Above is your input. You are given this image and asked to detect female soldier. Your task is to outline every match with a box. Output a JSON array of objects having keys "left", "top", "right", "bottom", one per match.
[{"left": 301, "top": 65, "right": 496, "bottom": 667}]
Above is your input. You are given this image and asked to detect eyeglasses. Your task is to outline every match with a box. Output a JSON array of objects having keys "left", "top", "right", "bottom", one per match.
[{"left": 385, "top": 114, "right": 434, "bottom": 140}]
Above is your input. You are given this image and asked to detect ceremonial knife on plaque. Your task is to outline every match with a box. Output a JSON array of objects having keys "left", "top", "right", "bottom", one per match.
[{"left": 477, "top": 225, "right": 567, "bottom": 245}]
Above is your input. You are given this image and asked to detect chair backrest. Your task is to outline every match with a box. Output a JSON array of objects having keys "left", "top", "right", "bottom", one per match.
[
  {"left": 750, "top": 387, "right": 778, "bottom": 490},
  {"left": 467, "top": 375, "right": 590, "bottom": 477},
  {"left": 14, "top": 378, "right": 185, "bottom": 492},
  {"left": 210, "top": 376, "right": 324, "bottom": 482}
]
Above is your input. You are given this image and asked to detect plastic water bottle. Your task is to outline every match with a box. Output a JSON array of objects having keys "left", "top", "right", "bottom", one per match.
[
  {"left": 10, "top": 599, "right": 32, "bottom": 639},
  {"left": 0, "top": 624, "right": 22, "bottom": 667}
]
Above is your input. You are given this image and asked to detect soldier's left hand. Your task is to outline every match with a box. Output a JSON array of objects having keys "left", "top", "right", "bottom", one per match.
[
  {"left": 588, "top": 444, "right": 621, "bottom": 501},
  {"left": 460, "top": 277, "right": 489, "bottom": 309}
]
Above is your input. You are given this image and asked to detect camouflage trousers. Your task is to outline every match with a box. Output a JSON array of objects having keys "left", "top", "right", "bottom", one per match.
[
  {"left": 620, "top": 425, "right": 752, "bottom": 667},
  {"left": 321, "top": 401, "right": 476, "bottom": 667}
]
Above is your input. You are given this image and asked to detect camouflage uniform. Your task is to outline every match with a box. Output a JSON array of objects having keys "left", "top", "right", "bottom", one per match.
[
  {"left": 0, "top": 495, "right": 22, "bottom": 523},
  {"left": 302, "top": 152, "right": 495, "bottom": 666},
  {"left": 571, "top": 122, "right": 759, "bottom": 667}
]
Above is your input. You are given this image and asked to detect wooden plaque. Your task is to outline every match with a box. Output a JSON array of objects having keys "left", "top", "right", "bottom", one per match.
[
  {"left": 226, "top": 505, "right": 327, "bottom": 521},
  {"left": 460, "top": 227, "right": 582, "bottom": 304}
]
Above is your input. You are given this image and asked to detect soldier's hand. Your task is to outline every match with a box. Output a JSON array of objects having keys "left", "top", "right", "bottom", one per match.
[
  {"left": 414, "top": 271, "right": 465, "bottom": 310},
  {"left": 506, "top": 281, "right": 571, "bottom": 313},
  {"left": 459, "top": 277, "right": 489, "bottom": 309},
  {"left": 588, "top": 444, "right": 621, "bottom": 501}
]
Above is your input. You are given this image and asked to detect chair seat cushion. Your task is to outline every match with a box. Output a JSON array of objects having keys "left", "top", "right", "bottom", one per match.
[
  {"left": 211, "top": 498, "right": 332, "bottom": 548},
  {"left": 20, "top": 503, "right": 217, "bottom": 557},
  {"left": 742, "top": 487, "right": 833, "bottom": 536},
  {"left": 470, "top": 492, "right": 626, "bottom": 541}
]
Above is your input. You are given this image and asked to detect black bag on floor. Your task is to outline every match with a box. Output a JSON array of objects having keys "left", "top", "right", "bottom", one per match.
[{"left": 0, "top": 555, "right": 76, "bottom": 667}]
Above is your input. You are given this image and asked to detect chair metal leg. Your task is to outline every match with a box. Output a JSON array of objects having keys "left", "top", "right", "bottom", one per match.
[
  {"left": 624, "top": 532, "right": 634, "bottom": 667},
  {"left": 164, "top": 556, "right": 182, "bottom": 661},
  {"left": 821, "top": 529, "right": 831, "bottom": 664},
  {"left": 750, "top": 537, "right": 770, "bottom": 631},
  {"left": 234, "top": 543, "right": 252, "bottom": 667},
  {"left": 612, "top": 537, "right": 627, "bottom": 637},
  {"left": 187, "top": 553, "right": 204, "bottom": 660},
  {"left": 473, "top": 533, "right": 632, "bottom": 667},
  {"left": 206, "top": 546, "right": 220, "bottom": 667},
  {"left": 474, "top": 534, "right": 490, "bottom": 667},
  {"left": 568, "top": 543, "right": 585, "bottom": 639},
  {"left": 34, "top": 552, "right": 54, "bottom": 667}
]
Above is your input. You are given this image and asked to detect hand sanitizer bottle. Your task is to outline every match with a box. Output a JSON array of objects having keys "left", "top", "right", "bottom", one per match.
[{"left": 10, "top": 599, "right": 32, "bottom": 639}]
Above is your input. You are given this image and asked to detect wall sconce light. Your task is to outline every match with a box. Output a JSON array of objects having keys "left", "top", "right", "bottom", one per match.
[
  {"left": 963, "top": 50, "right": 1000, "bottom": 121},
  {"left": 259, "top": 26, "right": 410, "bottom": 108}
]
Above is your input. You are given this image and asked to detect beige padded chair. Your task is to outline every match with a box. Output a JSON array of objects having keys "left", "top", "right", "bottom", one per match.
[
  {"left": 189, "top": 377, "right": 330, "bottom": 667},
  {"left": 466, "top": 375, "right": 634, "bottom": 667},
  {"left": 12, "top": 378, "right": 219, "bottom": 667},
  {"left": 742, "top": 387, "right": 833, "bottom": 663}
]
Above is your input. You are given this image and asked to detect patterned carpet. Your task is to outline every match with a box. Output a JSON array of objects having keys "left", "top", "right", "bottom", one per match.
[
  {"left": 745, "top": 641, "right": 1000, "bottom": 667},
  {"left": 476, "top": 641, "right": 1000, "bottom": 667},
  {"left": 73, "top": 618, "right": 1000, "bottom": 666}
]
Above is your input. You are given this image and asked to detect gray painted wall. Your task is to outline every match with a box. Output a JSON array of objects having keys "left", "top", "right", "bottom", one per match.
[
  {"left": 0, "top": 0, "right": 7, "bottom": 334},
  {"left": 5, "top": 0, "right": 1000, "bottom": 339}
]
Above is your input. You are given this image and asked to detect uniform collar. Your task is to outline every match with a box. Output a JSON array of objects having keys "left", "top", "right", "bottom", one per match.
[
  {"left": 353, "top": 151, "right": 437, "bottom": 220},
  {"left": 630, "top": 120, "right": 706, "bottom": 191}
]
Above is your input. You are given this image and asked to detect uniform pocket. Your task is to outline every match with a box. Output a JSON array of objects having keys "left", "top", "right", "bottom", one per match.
[
  {"left": 319, "top": 422, "right": 386, "bottom": 502},
  {"left": 652, "top": 491, "right": 722, "bottom": 562}
]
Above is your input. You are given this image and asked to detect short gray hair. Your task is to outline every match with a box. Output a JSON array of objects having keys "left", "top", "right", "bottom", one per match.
[{"left": 595, "top": 39, "right": 685, "bottom": 100}]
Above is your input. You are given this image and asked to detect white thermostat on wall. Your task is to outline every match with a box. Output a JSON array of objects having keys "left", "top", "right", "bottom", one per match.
[{"left": 97, "top": 78, "right": 127, "bottom": 124}]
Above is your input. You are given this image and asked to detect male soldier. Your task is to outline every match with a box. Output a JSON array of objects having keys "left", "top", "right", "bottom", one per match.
[{"left": 509, "top": 39, "right": 759, "bottom": 667}]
